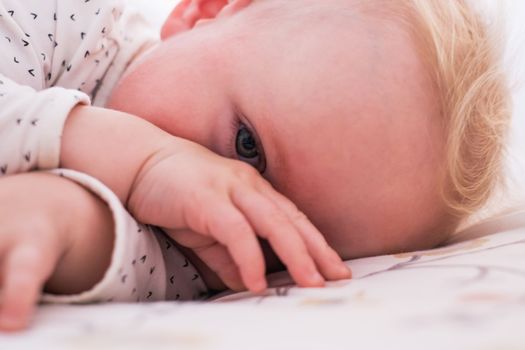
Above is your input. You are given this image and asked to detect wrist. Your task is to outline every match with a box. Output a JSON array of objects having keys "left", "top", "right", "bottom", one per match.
[
  {"left": 0, "top": 172, "right": 82, "bottom": 265},
  {"left": 60, "top": 105, "right": 177, "bottom": 204},
  {"left": 44, "top": 172, "right": 115, "bottom": 295}
]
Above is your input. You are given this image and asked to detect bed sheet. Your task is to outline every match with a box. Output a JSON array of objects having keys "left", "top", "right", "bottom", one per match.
[{"left": 1, "top": 210, "right": 524, "bottom": 350}]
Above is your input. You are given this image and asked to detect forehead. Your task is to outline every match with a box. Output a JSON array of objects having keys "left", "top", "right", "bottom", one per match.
[{"left": 232, "top": 2, "right": 436, "bottom": 178}]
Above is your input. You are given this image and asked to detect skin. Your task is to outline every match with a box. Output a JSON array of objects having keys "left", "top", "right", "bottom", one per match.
[
  {"left": 0, "top": 173, "right": 114, "bottom": 331},
  {"left": 108, "top": 0, "right": 450, "bottom": 262}
]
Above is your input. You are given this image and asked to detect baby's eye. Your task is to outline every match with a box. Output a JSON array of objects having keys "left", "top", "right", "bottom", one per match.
[{"left": 235, "top": 125, "right": 266, "bottom": 173}]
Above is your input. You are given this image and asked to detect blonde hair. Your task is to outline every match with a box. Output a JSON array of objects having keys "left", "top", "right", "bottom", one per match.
[
  {"left": 400, "top": 0, "right": 511, "bottom": 225},
  {"left": 356, "top": 0, "right": 510, "bottom": 230}
]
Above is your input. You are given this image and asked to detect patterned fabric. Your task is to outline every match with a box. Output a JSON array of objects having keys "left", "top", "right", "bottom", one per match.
[{"left": 0, "top": 0, "right": 157, "bottom": 173}]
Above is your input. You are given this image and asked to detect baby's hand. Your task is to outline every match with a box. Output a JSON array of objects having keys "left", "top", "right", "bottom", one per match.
[
  {"left": 0, "top": 173, "right": 113, "bottom": 331},
  {"left": 61, "top": 106, "right": 350, "bottom": 291},
  {"left": 128, "top": 140, "right": 351, "bottom": 292},
  {"left": 0, "top": 173, "right": 72, "bottom": 331}
]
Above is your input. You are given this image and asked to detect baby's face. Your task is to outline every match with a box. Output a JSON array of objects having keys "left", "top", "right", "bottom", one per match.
[{"left": 109, "top": 1, "right": 449, "bottom": 259}]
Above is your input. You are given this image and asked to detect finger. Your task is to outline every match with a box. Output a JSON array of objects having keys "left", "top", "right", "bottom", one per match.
[
  {"left": 231, "top": 187, "right": 325, "bottom": 288},
  {"left": 192, "top": 242, "right": 246, "bottom": 292},
  {"left": 184, "top": 195, "right": 267, "bottom": 292},
  {"left": 0, "top": 243, "right": 55, "bottom": 331},
  {"left": 169, "top": 227, "right": 217, "bottom": 248},
  {"left": 259, "top": 186, "right": 352, "bottom": 280},
  {"left": 203, "top": 202, "right": 267, "bottom": 293},
  {"left": 168, "top": 229, "right": 245, "bottom": 291}
]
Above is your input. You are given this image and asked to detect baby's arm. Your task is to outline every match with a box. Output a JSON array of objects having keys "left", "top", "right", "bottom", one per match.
[
  {"left": 0, "top": 170, "right": 206, "bottom": 331},
  {"left": 60, "top": 106, "right": 351, "bottom": 292}
]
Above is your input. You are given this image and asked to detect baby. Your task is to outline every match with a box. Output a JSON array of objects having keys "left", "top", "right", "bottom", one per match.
[{"left": 0, "top": 0, "right": 509, "bottom": 331}]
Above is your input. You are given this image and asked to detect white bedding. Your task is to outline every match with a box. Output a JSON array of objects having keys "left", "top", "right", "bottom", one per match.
[
  {"left": 2, "top": 210, "right": 524, "bottom": 350},
  {"left": 1, "top": 1, "right": 524, "bottom": 349}
]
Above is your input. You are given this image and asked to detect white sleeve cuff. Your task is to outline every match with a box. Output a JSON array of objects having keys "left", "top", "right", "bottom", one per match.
[
  {"left": 41, "top": 169, "right": 167, "bottom": 304},
  {"left": 0, "top": 75, "right": 91, "bottom": 175},
  {"left": 34, "top": 88, "right": 90, "bottom": 169}
]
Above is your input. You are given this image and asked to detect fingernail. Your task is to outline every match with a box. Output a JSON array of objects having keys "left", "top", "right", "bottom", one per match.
[
  {"left": 340, "top": 265, "right": 352, "bottom": 278},
  {"left": 252, "top": 279, "right": 267, "bottom": 293},
  {"left": 308, "top": 272, "right": 325, "bottom": 286},
  {"left": 330, "top": 249, "right": 343, "bottom": 261}
]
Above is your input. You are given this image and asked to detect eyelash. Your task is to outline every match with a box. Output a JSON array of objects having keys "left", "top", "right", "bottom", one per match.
[
  {"left": 227, "top": 116, "right": 242, "bottom": 159},
  {"left": 227, "top": 113, "right": 266, "bottom": 173}
]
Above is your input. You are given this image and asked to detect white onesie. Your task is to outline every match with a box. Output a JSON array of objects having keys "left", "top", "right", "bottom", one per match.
[{"left": 0, "top": 0, "right": 208, "bottom": 303}]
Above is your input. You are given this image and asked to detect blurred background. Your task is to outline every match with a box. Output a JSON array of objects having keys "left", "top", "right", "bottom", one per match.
[
  {"left": 501, "top": 1, "right": 525, "bottom": 208},
  {"left": 129, "top": 0, "right": 178, "bottom": 26}
]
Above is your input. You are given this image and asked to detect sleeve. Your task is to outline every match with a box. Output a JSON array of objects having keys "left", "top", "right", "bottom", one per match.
[
  {"left": 0, "top": 1, "right": 93, "bottom": 174},
  {"left": 0, "top": 0, "right": 138, "bottom": 174},
  {"left": 41, "top": 169, "right": 208, "bottom": 304},
  {"left": 0, "top": 74, "right": 90, "bottom": 174}
]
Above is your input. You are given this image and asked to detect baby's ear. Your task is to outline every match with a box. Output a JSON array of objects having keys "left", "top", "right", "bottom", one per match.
[{"left": 161, "top": 0, "right": 252, "bottom": 40}]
